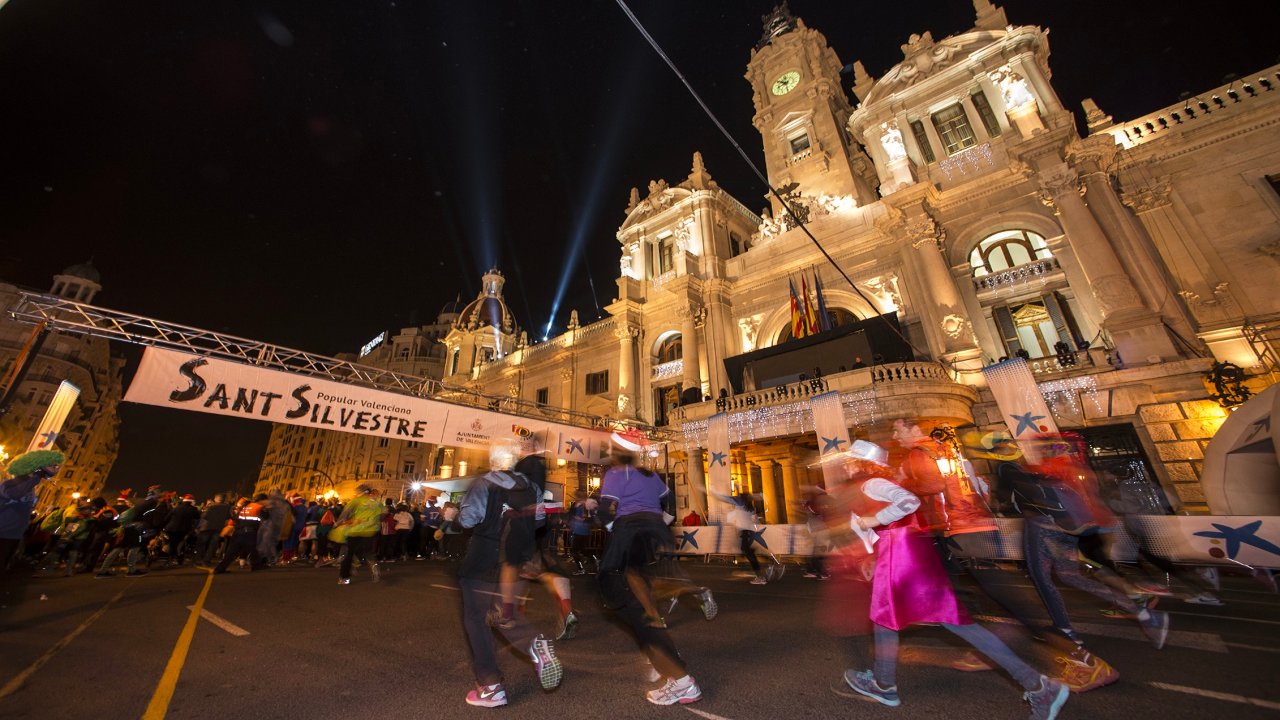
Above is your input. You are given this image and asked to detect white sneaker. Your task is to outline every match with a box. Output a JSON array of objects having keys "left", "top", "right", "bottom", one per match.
[
  {"left": 750, "top": 576, "right": 768, "bottom": 585},
  {"left": 646, "top": 675, "right": 701, "bottom": 705},
  {"left": 1184, "top": 592, "right": 1224, "bottom": 606}
]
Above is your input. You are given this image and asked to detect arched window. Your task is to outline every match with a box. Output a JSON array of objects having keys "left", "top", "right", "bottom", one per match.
[
  {"left": 657, "top": 334, "right": 682, "bottom": 363},
  {"left": 969, "top": 230, "right": 1052, "bottom": 277},
  {"left": 776, "top": 307, "right": 859, "bottom": 343}
]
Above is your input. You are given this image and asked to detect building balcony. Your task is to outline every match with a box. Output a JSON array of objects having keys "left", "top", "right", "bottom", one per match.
[
  {"left": 972, "top": 257, "right": 1062, "bottom": 294},
  {"left": 672, "top": 362, "right": 979, "bottom": 445},
  {"left": 652, "top": 359, "right": 684, "bottom": 381}
]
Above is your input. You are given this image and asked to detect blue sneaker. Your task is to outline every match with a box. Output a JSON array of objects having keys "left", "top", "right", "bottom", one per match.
[
  {"left": 1025, "top": 676, "right": 1069, "bottom": 720},
  {"left": 843, "top": 669, "right": 900, "bottom": 707}
]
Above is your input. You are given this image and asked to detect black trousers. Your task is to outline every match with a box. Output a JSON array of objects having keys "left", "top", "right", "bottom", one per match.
[
  {"left": 215, "top": 531, "right": 260, "bottom": 572},
  {"left": 460, "top": 576, "right": 537, "bottom": 686},
  {"left": 167, "top": 531, "right": 190, "bottom": 564},
  {"left": 341, "top": 535, "right": 376, "bottom": 580}
]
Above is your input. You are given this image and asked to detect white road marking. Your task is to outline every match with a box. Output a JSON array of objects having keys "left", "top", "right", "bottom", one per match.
[
  {"left": 972, "top": 615, "right": 1227, "bottom": 652},
  {"left": 686, "top": 708, "right": 736, "bottom": 720},
  {"left": 1164, "top": 610, "right": 1280, "bottom": 626},
  {"left": 1225, "top": 642, "right": 1280, "bottom": 654},
  {"left": 185, "top": 606, "right": 250, "bottom": 636},
  {"left": 429, "top": 583, "right": 533, "bottom": 601},
  {"left": 1150, "top": 682, "right": 1280, "bottom": 711}
]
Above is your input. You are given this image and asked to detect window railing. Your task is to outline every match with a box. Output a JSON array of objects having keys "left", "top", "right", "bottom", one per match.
[
  {"left": 651, "top": 269, "right": 677, "bottom": 288},
  {"left": 652, "top": 359, "right": 684, "bottom": 380}
]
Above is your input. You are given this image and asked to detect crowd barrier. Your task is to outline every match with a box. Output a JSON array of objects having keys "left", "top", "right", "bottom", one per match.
[{"left": 667, "top": 515, "right": 1280, "bottom": 569}]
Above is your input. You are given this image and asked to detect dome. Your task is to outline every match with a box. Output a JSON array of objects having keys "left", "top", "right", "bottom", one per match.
[
  {"left": 61, "top": 261, "right": 101, "bottom": 284},
  {"left": 453, "top": 269, "right": 516, "bottom": 334}
]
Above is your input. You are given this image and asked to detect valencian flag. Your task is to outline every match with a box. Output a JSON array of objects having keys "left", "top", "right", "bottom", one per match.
[
  {"left": 981, "top": 358, "right": 1059, "bottom": 463},
  {"left": 813, "top": 269, "right": 831, "bottom": 332},
  {"left": 788, "top": 278, "right": 807, "bottom": 338},
  {"left": 801, "top": 273, "right": 819, "bottom": 335}
]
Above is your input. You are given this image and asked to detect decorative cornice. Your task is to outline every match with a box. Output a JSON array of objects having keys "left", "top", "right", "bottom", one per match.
[{"left": 1120, "top": 177, "right": 1172, "bottom": 213}]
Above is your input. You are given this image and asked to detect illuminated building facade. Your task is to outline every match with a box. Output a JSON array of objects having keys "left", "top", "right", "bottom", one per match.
[
  {"left": 265, "top": 2, "right": 1279, "bottom": 516},
  {"left": 0, "top": 264, "right": 124, "bottom": 510}
]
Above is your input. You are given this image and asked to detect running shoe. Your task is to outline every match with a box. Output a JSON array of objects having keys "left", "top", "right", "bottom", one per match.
[
  {"left": 803, "top": 571, "right": 819, "bottom": 578},
  {"left": 1055, "top": 654, "right": 1119, "bottom": 693},
  {"left": 1131, "top": 580, "right": 1173, "bottom": 596},
  {"left": 643, "top": 614, "right": 668, "bottom": 629},
  {"left": 951, "top": 651, "right": 993, "bottom": 672},
  {"left": 842, "top": 669, "right": 900, "bottom": 707},
  {"left": 370, "top": 562, "right": 382, "bottom": 582},
  {"left": 338, "top": 577, "right": 351, "bottom": 585},
  {"left": 645, "top": 675, "right": 702, "bottom": 705},
  {"left": 1184, "top": 592, "right": 1224, "bottom": 606},
  {"left": 1139, "top": 609, "right": 1170, "bottom": 650},
  {"left": 528, "top": 634, "right": 563, "bottom": 690},
  {"left": 749, "top": 576, "right": 768, "bottom": 585},
  {"left": 556, "top": 611, "right": 579, "bottom": 640},
  {"left": 94, "top": 571, "right": 115, "bottom": 579},
  {"left": 698, "top": 589, "right": 718, "bottom": 621},
  {"left": 125, "top": 570, "right": 148, "bottom": 577},
  {"left": 465, "top": 683, "right": 508, "bottom": 708},
  {"left": 1025, "top": 676, "right": 1069, "bottom": 720}
]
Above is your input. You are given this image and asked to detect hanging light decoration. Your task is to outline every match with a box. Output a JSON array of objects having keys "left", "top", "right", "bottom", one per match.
[{"left": 1039, "top": 374, "right": 1103, "bottom": 418}]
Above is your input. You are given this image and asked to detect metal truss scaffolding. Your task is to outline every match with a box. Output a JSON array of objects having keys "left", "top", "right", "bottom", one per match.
[{"left": 7, "top": 291, "right": 675, "bottom": 440}]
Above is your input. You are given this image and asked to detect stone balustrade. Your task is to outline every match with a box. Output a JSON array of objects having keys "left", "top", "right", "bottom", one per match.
[
  {"left": 652, "top": 359, "right": 684, "bottom": 380},
  {"left": 1103, "top": 65, "right": 1280, "bottom": 149},
  {"left": 972, "top": 257, "right": 1062, "bottom": 292}
]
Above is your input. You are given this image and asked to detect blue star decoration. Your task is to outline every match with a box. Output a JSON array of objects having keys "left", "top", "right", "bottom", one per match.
[
  {"left": 38, "top": 431, "right": 58, "bottom": 448},
  {"left": 821, "top": 436, "right": 846, "bottom": 453},
  {"left": 679, "top": 529, "right": 700, "bottom": 550},
  {"left": 745, "top": 527, "right": 768, "bottom": 549},
  {"left": 1195, "top": 520, "right": 1280, "bottom": 560},
  {"left": 1010, "top": 411, "right": 1046, "bottom": 436},
  {"left": 564, "top": 438, "right": 585, "bottom": 455},
  {"left": 710, "top": 451, "right": 728, "bottom": 467}
]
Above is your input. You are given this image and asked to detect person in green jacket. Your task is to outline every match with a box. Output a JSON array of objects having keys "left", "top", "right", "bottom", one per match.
[{"left": 335, "top": 484, "right": 383, "bottom": 585}]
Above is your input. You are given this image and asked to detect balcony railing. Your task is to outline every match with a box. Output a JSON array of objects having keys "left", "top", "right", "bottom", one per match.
[
  {"left": 652, "top": 359, "right": 683, "bottom": 380},
  {"left": 972, "top": 257, "right": 1061, "bottom": 292}
]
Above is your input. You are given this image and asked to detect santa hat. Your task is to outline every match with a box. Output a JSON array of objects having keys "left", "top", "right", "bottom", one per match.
[
  {"left": 610, "top": 428, "right": 647, "bottom": 452},
  {"left": 182, "top": 494, "right": 196, "bottom": 502},
  {"left": 117, "top": 488, "right": 133, "bottom": 502},
  {"left": 147, "top": 484, "right": 163, "bottom": 496}
]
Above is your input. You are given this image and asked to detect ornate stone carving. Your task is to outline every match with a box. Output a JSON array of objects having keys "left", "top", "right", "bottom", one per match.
[
  {"left": 863, "top": 275, "right": 902, "bottom": 312},
  {"left": 1092, "top": 272, "right": 1144, "bottom": 317},
  {"left": 560, "top": 368, "right": 574, "bottom": 382},
  {"left": 880, "top": 120, "right": 907, "bottom": 161},
  {"left": 940, "top": 313, "right": 974, "bottom": 342},
  {"left": 874, "top": 203, "right": 906, "bottom": 237},
  {"left": 613, "top": 325, "right": 641, "bottom": 342},
  {"left": 1120, "top": 178, "right": 1173, "bottom": 213},
  {"left": 1038, "top": 167, "right": 1082, "bottom": 203},
  {"left": 894, "top": 32, "right": 960, "bottom": 86},
  {"left": 673, "top": 217, "right": 694, "bottom": 252},
  {"left": 693, "top": 305, "right": 708, "bottom": 329},
  {"left": 990, "top": 65, "right": 1035, "bottom": 110},
  {"left": 1178, "top": 282, "right": 1234, "bottom": 309},
  {"left": 616, "top": 393, "right": 632, "bottom": 414},
  {"left": 738, "top": 316, "right": 761, "bottom": 352},
  {"left": 906, "top": 213, "right": 945, "bottom": 250}
]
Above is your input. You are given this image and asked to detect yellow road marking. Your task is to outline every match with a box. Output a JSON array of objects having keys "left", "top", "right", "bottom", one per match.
[
  {"left": 141, "top": 570, "right": 215, "bottom": 720},
  {"left": 0, "top": 588, "right": 127, "bottom": 700}
]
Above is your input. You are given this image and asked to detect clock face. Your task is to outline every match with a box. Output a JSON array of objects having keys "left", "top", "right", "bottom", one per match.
[{"left": 771, "top": 70, "right": 800, "bottom": 96}]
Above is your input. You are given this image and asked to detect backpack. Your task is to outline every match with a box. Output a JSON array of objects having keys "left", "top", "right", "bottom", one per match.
[{"left": 1008, "top": 467, "right": 1098, "bottom": 535}]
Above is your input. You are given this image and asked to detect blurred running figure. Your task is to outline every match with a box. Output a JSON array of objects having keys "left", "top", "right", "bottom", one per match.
[
  {"left": 334, "top": 484, "right": 383, "bottom": 585},
  {"left": 838, "top": 440, "right": 1068, "bottom": 720},
  {"left": 457, "top": 439, "right": 562, "bottom": 708},
  {"left": 597, "top": 430, "right": 702, "bottom": 706}
]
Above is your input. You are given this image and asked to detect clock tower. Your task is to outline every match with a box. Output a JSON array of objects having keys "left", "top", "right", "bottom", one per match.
[{"left": 746, "top": 4, "right": 878, "bottom": 213}]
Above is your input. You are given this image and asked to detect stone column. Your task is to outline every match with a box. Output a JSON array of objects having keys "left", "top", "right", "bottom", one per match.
[
  {"left": 678, "top": 304, "right": 703, "bottom": 396},
  {"left": 559, "top": 367, "right": 574, "bottom": 411},
  {"left": 778, "top": 457, "right": 804, "bottom": 524},
  {"left": 756, "top": 459, "right": 781, "bottom": 525},
  {"left": 1039, "top": 164, "right": 1177, "bottom": 362},
  {"left": 902, "top": 209, "right": 982, "bottom": 365},
  {"left": 686, "top": 448, "right": 715, "bottom": 520},
  {"left": 614, "top": 326, "right": 638, "bottom": 418}
]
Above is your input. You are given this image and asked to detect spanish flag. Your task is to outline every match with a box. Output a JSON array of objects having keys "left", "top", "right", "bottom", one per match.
[{"left": 789, "top": 278, "right": 806, "bottom": 338}]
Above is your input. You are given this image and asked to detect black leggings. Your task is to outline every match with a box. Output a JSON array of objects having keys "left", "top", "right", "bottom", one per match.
[{"left": 739, "top": 530, "right": 761, "bottom": 574}]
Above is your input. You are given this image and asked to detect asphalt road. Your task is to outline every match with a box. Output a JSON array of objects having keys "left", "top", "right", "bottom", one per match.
[{"left": 1, "top": 556, "right": 1278, "bottom": 720}]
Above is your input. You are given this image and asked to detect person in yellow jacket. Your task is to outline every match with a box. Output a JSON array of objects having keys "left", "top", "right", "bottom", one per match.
[{"left": 335, "top": 484, "right": 382, "bottom": 585}]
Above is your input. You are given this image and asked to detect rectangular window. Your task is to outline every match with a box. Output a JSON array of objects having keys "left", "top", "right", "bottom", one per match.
[
  {"left": 658, "top": 236, "right": 675, "bottom": 273},
  {"left": 373, "top": 460, "right": 385, "bottom": 475},
  {"left": 971, "top": 90, "right": 1002, "bottom": 138},
  {"left": 931, "top": 103, "right": 977, "bottom": 156},
  {"left": 585, "top": 370, "right": 609, "bottom": 396},
  {"left": 789, "top": 133, "right": 811, "bottom": 155},
  {"left": 535, "top": 387, "right": 549, "bottom": 407},
  {"left": 403, "top": 460, "right": 416, "bottom": 475},
  {"left": 377, "top": 437, "right": 389, "bottom": 448},
  {"left": 909, "top": 120, "right": 936, "bottom": 163}
]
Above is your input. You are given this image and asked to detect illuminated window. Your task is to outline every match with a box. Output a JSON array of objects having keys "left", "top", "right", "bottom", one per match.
[
  {"left": 971, "top": 90, "right": 1002, "bottom": 137},
  {"left": 931, "top": 104, "right": 977, "bottom": 156},
  {"left": 909, "top": 120, "right": 935, "bottom": 163},
  {"left": 657, "top": 234, "right": 675, "bottom": 273},
  {"left": 969, "top": 230, "right": 1053, "bottom": 277},
  {"left": 789, "top": 133, "right": 811, "bottom": 155},
  {"left": 585, "top": 370, "right": 609, "bottom": 395},
  {"left": 657, "top": 335, "right": 682, "bottom": 363},
  {"left": 535, "top": 387, "right": 549, "bottom": 407}
]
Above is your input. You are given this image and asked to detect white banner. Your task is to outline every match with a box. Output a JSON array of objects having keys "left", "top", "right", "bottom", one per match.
[
  {"left": 27, "top": 380, "right": 80, "bottom": 452},
  {"left": 125, "top": 348, "right": 612, "bottom": 456},
  {"left": 706, "top": 413, "right": 731, "bottom": 498},
  {"left": 809, "top": 390, "right": 850, "bottom": 489},
  {"left": 982, "top": 358, "right": 1058, "bottom": 462}
]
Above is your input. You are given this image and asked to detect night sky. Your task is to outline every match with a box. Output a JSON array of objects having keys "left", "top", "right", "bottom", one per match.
[{"left": 0, "top": 1, "right": 1273, "bottom": 498}]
